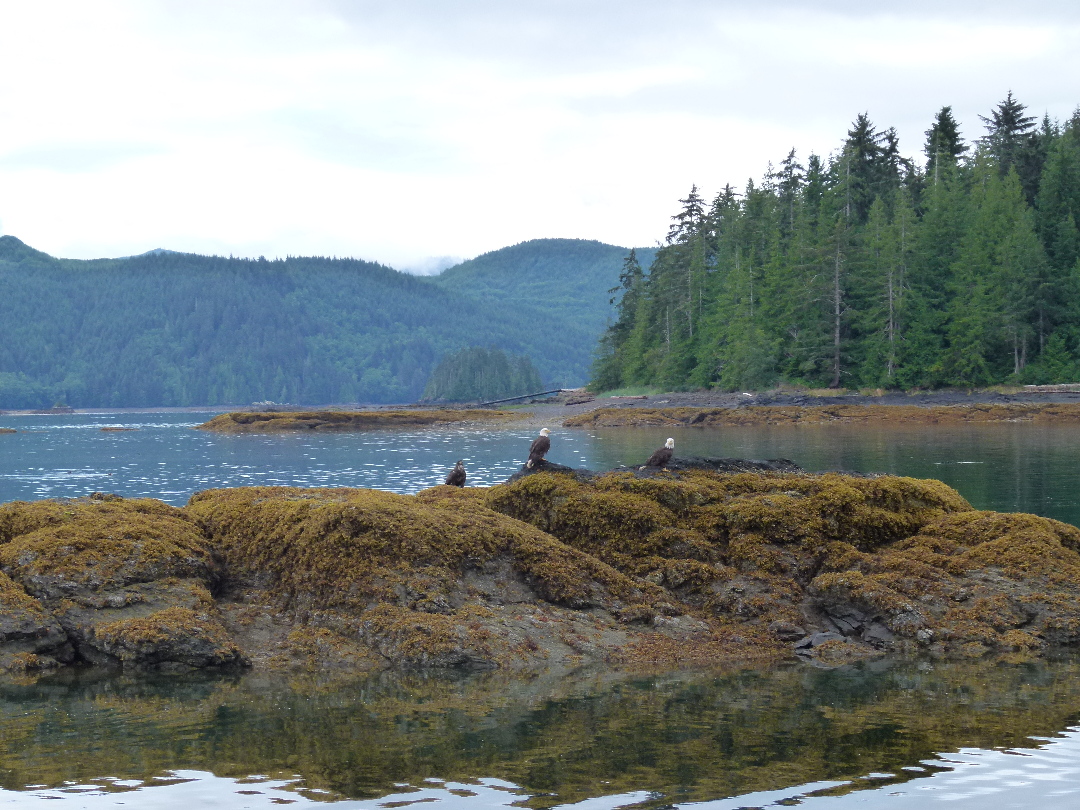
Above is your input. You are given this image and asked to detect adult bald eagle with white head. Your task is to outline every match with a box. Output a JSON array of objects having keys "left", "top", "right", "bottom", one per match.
[
  {"left": 641, "top": 437, "right": 674, "bottom": 469},
  {"left": 526, "top": 428, "right": 551, "bottom": 469}
]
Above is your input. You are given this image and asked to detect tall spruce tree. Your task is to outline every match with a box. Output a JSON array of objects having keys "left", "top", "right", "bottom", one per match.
[
  {"left": 979, "top": 91, "right": 1041, "bottom": 202},
  {"left": 924, "top": 105, "right": 969, "bottom": 187}
]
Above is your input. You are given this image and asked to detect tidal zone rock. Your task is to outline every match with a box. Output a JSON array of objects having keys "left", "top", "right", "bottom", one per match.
[
  {"left": 484, "top": 469, "right": 1080, "bottom": 663},
  {"left": 4, "top": 467, "right": 1080, "bottom": 674},
  {"left": 0, "top": 495, "right": 245, "bottom": 672}
]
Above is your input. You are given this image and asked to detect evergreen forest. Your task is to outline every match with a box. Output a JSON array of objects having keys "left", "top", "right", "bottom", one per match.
[
  {"left": 592, "top": 94, "right": 1080, "bottom": 392},
  {"left": 421, "top": 346, "right": 543, "bottom": 402},
  {"left": 434, "top": 239, "right": 657, "bottom": 337},
  {"left": 0, "top": 238, "right": 630, "bottom": 409}
]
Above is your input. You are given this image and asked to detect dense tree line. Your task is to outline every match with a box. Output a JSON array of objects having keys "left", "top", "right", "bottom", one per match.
[
  {"left": 593, "top": 94, "right": 1080, "bottom": 392},
  {"left": 421, "top": 346, "right": 543, "bottom": 402},
  {"left": 0, "top": 243, "right": 580, "bottom": 408}
]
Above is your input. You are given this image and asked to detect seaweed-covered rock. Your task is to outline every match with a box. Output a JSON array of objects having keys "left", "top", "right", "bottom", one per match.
[
  {"left": 0, "top": 495, "right": 242, "bottom": 672},
  {"left": 0, "top": 498, "right": 213, "bottom": 600},
  {"left": 93, "top": 606, "right": 246, "bottom": 671},
  {"left": 186, "top": 486, "right": 668, "bottom": 669},
  {"left": 197, "top": 409, "right": 522, "bottom": 433},
  {"left": 809, "top": 510, "right": 1080, "bottom": 651},
  {"left": 4, "top": 465, "right": 1080, "bottom": 674},
  {"left": 484, "top": 468, "right": 1080, "bottom": 659},
  {"left": 563, "top": 403, "right": 1080, "bottom": 428},
  {"left": 0, "top": 571, "right": 70, "bottom": 671}
]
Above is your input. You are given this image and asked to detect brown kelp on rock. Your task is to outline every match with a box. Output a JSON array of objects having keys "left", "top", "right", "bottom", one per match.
[
  {"left": 186, "top": 485, "right": 667, "bottom": 670},
  {"left": 485, "top": 470, "right": 1080, "bottom": 661},
  {"left": 3, "top": 467, "right": 1080, "bottom": 675},
  {"left": 0, "top": 495, "right": 243, "bottom": 672},
  {"left": 197, "top": 409, "right": 523, "bottom": 433},
  {"left": 563, "top": 402, "right": 1080, "bottom": 428}
]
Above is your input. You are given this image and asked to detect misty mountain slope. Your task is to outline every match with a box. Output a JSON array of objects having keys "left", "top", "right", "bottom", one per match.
[
  {"left": 0, "top": 236, "right": 594, "bottom": 408},
  {"left": 432, "top": 238, "right": 657, "bottom": 335}
]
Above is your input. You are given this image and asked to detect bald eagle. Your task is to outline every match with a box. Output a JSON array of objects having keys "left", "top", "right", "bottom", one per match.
[
  {"left": 641, "top": 437, "right": 674, "bottom": 469},
  {"left": 445, "top": 460, "right": 466, "bottom": 486},
  {"left": 526, "top": 428, "right": 551, "bottom": 468}
]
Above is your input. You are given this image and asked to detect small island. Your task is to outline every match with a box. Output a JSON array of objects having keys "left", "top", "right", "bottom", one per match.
[
  {"left": 197, "top": 408, "right": 524, "bottom": 433},
  {"left": 3, "top": 462, "right": 1078, "bottom": 675}
]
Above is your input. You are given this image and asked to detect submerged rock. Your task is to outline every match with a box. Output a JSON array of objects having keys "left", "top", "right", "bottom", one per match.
[{"left": 3, "top": 463, "right": 1080, "bottom": 674}]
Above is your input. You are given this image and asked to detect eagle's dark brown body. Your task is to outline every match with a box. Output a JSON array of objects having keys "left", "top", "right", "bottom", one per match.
[
  {"left": 644, "top": 446, "right": 673, "bottom": 467},
  {"left": 642, "top": 438, "right": 675, "bottom": 468},
  {"left": 445, "top": 460, "right": 466, "bottom": 486},
  {"left": 526, "top": 431, "right": 551, "bottom": 468}
]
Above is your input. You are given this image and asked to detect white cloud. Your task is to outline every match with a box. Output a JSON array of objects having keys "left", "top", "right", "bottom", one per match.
[{"left": 0, "top": 0, "right": 1078, "bottom": 268}]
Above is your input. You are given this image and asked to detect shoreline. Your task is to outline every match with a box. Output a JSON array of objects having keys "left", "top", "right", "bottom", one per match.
[{"left": 9, "top": 390, "right": 1080, "bottom": 440}]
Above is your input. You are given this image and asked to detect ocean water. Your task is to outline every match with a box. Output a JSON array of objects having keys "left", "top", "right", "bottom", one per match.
[
  {"left": 4, "top": 410, "right": 1080, "bottom": 808},
  {"left": 1, "top": 411, "right": 1079, "bottom": 526},
  {"left": 2, "top": 658, "right": 1080, "bottom": 809}
]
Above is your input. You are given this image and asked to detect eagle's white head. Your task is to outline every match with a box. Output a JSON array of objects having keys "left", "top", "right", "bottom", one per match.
[
  {"left": 539, "top": 428, "right": 551, "bottom": 437},
  {"left": 665, "top": 437, "right": 674, "bottom": 449}
]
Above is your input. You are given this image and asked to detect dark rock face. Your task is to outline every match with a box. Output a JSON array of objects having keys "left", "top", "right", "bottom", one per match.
[
  {"left": 794, "top": 631, "right": 845, "bottom": 651},
  {"left": 0, "top": 571, "right": 72, "bottom": 670},
  {"left": 621, "top": 456, "right": 803, "bottom": 475},
  {"left": 506, "top": 456, "right": 802, "bottom": 484},
  {"left": 505, "top": 459, "right": 595, "bottom": 483}
]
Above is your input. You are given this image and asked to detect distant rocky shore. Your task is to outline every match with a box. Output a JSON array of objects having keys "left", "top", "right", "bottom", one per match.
[
  {"left": 197, "top": 408, "right": 524, "bottom": 433},
  {"left": 4, "top": 460, "right": 1079, "bottom": 676},
  {"left": 564, "top": 402, "right": 1080, "bottom": 428}
]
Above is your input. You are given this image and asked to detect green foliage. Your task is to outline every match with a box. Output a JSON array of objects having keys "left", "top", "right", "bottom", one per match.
[
  {"left": 433, "top": 238, "right": 658, "bottom": 340},
  {"left": 0, "top": 237, "right": 646, "bottom": 408},
  {"left": 422, "top": 346, "right": 543, "bottom": 402},
  {"left": 594, "top": 97, "right": 1080, "bottom": 393}
]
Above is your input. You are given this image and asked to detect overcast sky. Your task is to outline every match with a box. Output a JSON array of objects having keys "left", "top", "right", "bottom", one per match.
[{"left": 1, "top": 1, "right": 1078, "bottom": 272}]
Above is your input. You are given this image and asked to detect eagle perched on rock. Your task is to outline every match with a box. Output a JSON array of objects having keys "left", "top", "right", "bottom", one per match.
[
  {"left": 444, "top": 460, "right": 466, "bottom": 487},
  {"left": 526, "top": 428, "right": 551, "bottom": 469},
  {"left": 641, "top": 437, "right": 674, "bottom": 469}
]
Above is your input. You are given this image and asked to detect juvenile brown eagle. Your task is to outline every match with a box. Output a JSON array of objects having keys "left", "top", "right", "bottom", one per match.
[
  {"left": 641, "top": 437, "right": 674, "bottom": 469},
  {"left": 444, "top": 460, "right": 466, "bottom": 486},
  {"left": 526, "top": 428, "right": 551, "bottom": 468}
]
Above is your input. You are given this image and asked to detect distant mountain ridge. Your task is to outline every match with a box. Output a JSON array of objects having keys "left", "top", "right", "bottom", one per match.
[
  {"left": 434, "top": 238, "right": 657, "bottom": 336},
  {"left": 0, "top": 234, "right": 650, "bottom": 408}
]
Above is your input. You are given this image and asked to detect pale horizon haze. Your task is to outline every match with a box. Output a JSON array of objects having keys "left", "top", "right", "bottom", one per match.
[{"left": 0, "top": 0, "right": 1078, "bottom": 273}]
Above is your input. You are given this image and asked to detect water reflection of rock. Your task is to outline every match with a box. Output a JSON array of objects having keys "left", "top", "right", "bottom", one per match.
[
  {"left": 3, "top": 461, "right": 1080, "bottom": 674},
  {"left": 2, "top": 658, "right": 1080, "bottom": 804}
]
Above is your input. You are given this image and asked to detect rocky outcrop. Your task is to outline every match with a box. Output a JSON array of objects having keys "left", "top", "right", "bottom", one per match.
[
  {"left": 196, "top": 409, "right": 523, "bottom": 433},
  {"left": 0, "top": 495, "right": 243, "bottom": 672},
  {"left": 563, "top": 403, "right": 1080, "bottom": 428},
  {"left": 3, "top": 465, "right": 1080, "bottom": 674}
]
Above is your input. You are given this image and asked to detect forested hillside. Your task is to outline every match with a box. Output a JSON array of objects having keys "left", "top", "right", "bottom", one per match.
[
  {"left": 421, "top": 346, "right": 543, "bottom": 402},
  {"left": 0, "top": 241, "right": 600, "bottom": 408},
  {"left": 593, "top": 94, "right": 1080, "bottom": 392},
  {"left": 434, "top": 239, "right": 657, "bottom": 335}
]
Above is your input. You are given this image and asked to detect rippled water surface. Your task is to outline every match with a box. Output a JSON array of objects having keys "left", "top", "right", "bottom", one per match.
[
  {"left": 2, "top": 412, "right": 1080, "bottom": 526},
  {"left": 5, "top": 411, "right": 1080, "bottom": 809}
]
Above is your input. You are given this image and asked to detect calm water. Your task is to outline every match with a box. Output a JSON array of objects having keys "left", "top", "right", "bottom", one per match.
[
  {"left": 2, "top": 657, "right": 1080, "bottom": 809},
  {"left": 1, "top": 411, "right": 1079, "bottom": 526},
  {"left": 4, "top": 411, "right": 1080, "bottom": 808}
]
